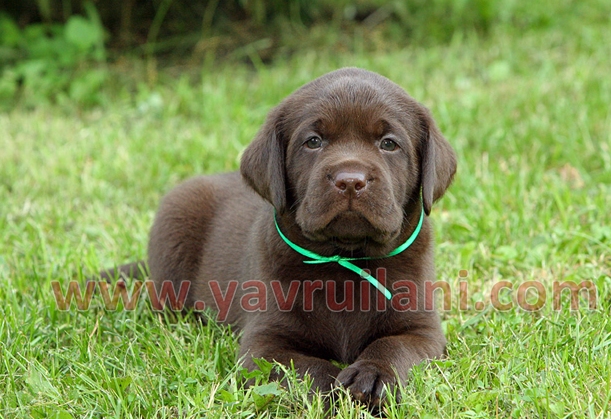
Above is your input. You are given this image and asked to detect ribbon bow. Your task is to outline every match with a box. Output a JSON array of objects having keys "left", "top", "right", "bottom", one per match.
[{"left": 274, "top": 208, "right": 425, "bottom": 300}]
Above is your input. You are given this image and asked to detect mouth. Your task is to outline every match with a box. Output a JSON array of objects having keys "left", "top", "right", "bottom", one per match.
[
  {"left": 296, "top": 194, "right": 404, "bottom": 253},
  {"left": 314, "top": 211, "right": 396, "bottom": 250}
]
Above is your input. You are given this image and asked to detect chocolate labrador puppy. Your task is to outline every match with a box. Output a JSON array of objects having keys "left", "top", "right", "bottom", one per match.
[{"left": 104, "top": 68, "right": 456, "bottom": 405}]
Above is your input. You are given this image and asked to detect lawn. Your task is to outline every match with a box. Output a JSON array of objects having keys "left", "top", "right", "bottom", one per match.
[{"left": 1, "top": 3, "right": 610, "bottom": 418}]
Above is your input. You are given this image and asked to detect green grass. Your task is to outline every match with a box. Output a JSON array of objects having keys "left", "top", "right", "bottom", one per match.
[{"left": 1, "top": 4, "right": 611, "bottom": 418}]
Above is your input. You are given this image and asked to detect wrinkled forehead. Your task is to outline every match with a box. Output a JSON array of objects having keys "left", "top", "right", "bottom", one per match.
[{"left": 287, "top": 78, "right": 420, "bottom": 139}]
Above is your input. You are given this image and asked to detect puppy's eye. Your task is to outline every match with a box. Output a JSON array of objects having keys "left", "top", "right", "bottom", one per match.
[
  {"left": 305, "top": 136, "right": 323, "bottom": 149},
  {"left": 380, "top": 138, "right": 398, "bottom": 152}
]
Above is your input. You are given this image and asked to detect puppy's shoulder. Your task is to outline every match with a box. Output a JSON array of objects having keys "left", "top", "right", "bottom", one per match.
[{"left": 161, "top": 172, "right": 239, "bottom": 201}]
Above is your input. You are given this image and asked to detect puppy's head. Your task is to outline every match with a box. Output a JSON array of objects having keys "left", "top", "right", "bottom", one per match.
[{"left": 241, "top": 68, "right": 456, "bottom": 252}]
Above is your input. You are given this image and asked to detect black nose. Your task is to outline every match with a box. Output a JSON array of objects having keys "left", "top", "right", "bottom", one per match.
[{"left": 334, "top": 171, "right": 368, "bottom": 194}]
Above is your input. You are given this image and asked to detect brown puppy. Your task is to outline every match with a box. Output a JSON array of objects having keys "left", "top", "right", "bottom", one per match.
[{"left": 109, "top": 68, "right": 456, "bottom": 405}]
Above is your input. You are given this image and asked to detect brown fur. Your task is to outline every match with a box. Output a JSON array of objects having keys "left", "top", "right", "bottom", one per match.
[{"left": 104, "top": 68, "right": 457, "bottom": 406}]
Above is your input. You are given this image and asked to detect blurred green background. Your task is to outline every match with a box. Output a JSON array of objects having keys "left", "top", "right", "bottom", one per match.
[{"left": 1, "top": 0, "right": 607, "bottom": 109}]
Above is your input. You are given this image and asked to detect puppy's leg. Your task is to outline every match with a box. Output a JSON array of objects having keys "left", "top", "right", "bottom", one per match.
[
  {"left": 239, "top": 334, "right": 341, "bottom": 392},
  {"left": 336, "top": 327, "right": 446, "bottom": 405}
]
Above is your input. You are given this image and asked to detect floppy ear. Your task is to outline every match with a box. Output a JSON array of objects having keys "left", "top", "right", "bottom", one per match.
[
  {"left": 240, "top": 107, "right": 287, "bottom": 213},
  {"left": 420, "top": 108, "right": 457, "bottom": 215}
]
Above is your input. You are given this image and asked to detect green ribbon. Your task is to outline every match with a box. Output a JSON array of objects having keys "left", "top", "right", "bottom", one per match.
[{"left": 274, "top": 207, "right": 425, "bottom": 300}]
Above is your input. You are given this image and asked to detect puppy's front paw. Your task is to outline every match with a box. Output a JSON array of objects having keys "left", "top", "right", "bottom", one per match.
[{"left": 335, "top": 360, "right": 396, "bottom": 405}]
